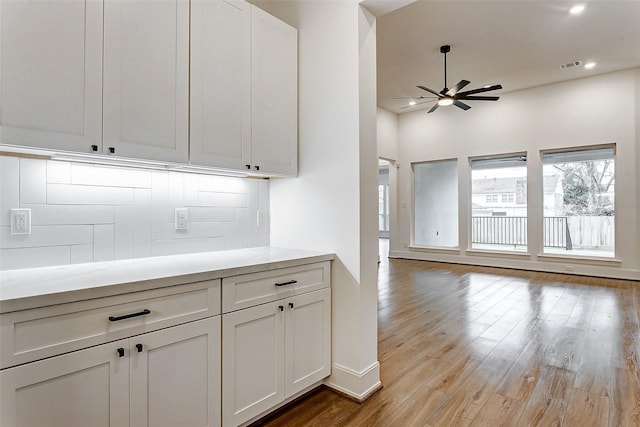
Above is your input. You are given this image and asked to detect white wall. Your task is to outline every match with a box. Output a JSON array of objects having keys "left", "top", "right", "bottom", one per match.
[
  {"left": 0, "top": 156, "right": 269, "bottom": 270},
  {"left": 376, "top": 107, "right": 398, "bottom": 161},
  {"left": 258, "top": 0, "right": 381, "bottom": 400},
  {"left": 394, "top": 69, "right": 640, "bottom": 279},
  {"left": 414, "top": 160, "right": 458, "bottom": 247}
]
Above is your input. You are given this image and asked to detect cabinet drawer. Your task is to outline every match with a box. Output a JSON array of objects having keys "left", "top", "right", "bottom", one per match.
[
  {"left": 222, "top": 262, "right": 330, "bottom": 313},
  {"left": 1, "top": 280, "right": 220, "bottom": 369}
]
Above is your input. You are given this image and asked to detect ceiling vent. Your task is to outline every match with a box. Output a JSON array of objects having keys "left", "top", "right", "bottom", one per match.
[{"left": 558, "top": 60, "right": 583, "bottom": 70}]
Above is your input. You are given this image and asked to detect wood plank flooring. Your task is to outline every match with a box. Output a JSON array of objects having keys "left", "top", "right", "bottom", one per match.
[{"left": 259, "top": 243, "right": 640, "bottom": 426}]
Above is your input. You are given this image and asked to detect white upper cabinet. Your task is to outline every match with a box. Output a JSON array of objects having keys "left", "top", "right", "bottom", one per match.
[
  {"left": 191, "top": 1, "right": 298, "bottom": 176},
  {"left": 0, "top": 0, "right": 103, "bottom": 153},
  {"left": 190, "top": 0, "right": 252, "bottom": 171},
  {"left": 103, "top": 0, "right": 189, "bottom": 163},
  {"left": 251, "top": 6, "right": 298, "bottom": 176},
  {"left": 1, "top": 0, "right": 296, "bottom": 175}
]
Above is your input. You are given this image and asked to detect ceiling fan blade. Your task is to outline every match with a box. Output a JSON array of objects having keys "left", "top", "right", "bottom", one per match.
[
  {"left": 446, "top": 80, "right": 471, "bottom": 97},
  {"left": 458, "top": 95, "right": 500, "bottom": 101},
  {"left": 392, "top": 95, "right": 436, "bottom": 100},
  {"left": 427, "top": 103, "right": 439, "bottom": 114},
  {"left": 456, "top": 84, "right": 503, "bottom": 97},
  {"left": 399, "top": 100, "right": 433, "bottom": 109},
  {"left": 453, "top": 100, "right": 471, "bottom": 110},
  {"left": 417, "top": 85, "right": 442, "bottom": 97}
]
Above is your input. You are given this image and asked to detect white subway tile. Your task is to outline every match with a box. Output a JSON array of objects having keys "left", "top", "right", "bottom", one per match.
[
  {"left": 198, "top": 174, "right": 249, "bottom": 193},
  {"left": 24, "top": 204, "right": 114, "bottom": 225},
  {"left": 20, "top": 158, "right": 47, "bottom": 204},
  {"left": 46, "top": 160, "right": 71, "bottom": 184},
  {"left": 183, "top": 173, "right": 199, "bottom": 205},
  {"left": 151, "top": 172, "right": 170, "bottom": 232},
  {"left": 0, "top": 225, "right": 93, "bottom": 249},
  {"left": 115, "top": 207, "right": 135, "bottom": 260},
  {"left": 47, "top": 184, "right": 134, "bottom": 205},
  {"left": 257, "top": 234, "right": 270, "bottom": 247},
  {"left": 154, "top": 222, "right": 225, "bottom": 240},
  {"left": 94, "top": 224, "right": 114, "bottom": 262},
  {"left": 0, "top": 246, "right": 71, "bottom": 270},
  {"left": 198, "top": 192, "right": 248, "bottom": 207},
  {"left": 70, "top": 244, "right": 94, "bottom": 264},
  {"left": 151, "top": 237, "right": 225, "bottom": 257},
  {"left": 133, "top": 189, "right": 153, "bottom": 258},
  {"left": 258, "top": 180, "right": 270, "bottom": 211},
  {"left": 0, "top": 156, "right": 20, "bottom": 226},
  {"left": 189, "top": 207, "right": 236, "bottom": 222},
  {"left": 168, "top": 172, "right": 184, "bottom": 206},
  {"left": 71, "top": 163, "right": 152, "bottom": 188},
  {"left": 224, "top": 222, "right": 248, "bottom": 250},
  {"left": 0, "top": 157, "right": 269, "bottom": 270}
]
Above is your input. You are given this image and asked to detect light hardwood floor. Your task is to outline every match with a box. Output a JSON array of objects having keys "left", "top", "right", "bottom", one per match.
[{"left": 259, "top": 241, "right": 640, "bottom": 426}]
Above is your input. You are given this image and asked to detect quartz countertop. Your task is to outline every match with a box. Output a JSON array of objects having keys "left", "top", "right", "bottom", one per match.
[{"left": 0, "top": 247, "right": 334, "bottom": 313}]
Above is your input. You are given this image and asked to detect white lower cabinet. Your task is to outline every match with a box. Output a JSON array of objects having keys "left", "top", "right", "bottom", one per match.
[
  {"left": 0, "top": 317, "right": 221, "bottom": 427},
  {"left": 222, "top": 287, "right": 331, "bottom": 426},
  {"left": 0, "top": 338, "right": 129, "bottom": 427}
]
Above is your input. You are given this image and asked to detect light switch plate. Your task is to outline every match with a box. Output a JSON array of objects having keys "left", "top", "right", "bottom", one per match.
[
  {"left": 11, "top": 208, "right": 32, "bottom": 235},
  {"left": 175, "top": 208, "right": 189, "bottom": 230}
]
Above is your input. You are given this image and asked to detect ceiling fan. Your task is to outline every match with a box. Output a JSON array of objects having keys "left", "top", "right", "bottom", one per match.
[{"left": 401, "top": 45, "right": 503, "bottom": 113}]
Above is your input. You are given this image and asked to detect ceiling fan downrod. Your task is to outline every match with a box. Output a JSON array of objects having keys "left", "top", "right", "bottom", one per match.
[{"left": 440, "top": 45, "right": 450, "bottom": 92}]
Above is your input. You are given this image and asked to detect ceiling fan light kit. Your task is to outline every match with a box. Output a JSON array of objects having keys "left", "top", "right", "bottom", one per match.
[{"left": 404, "top": 44, "right": 503, "bottom": 114}]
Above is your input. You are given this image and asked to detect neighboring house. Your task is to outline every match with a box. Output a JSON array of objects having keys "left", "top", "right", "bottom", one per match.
[{"left": 471, "top": 174, "right": 564, "bottom": 217}]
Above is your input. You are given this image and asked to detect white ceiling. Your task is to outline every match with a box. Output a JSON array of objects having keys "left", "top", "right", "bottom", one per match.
[{"left": 374, "top": 0, "right": 640, "bottom": 114}]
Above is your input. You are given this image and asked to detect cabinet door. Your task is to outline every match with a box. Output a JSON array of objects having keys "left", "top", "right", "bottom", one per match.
[
  {"left": 285, "top": 288, "right": 331, "bottom": 397},
  {"left": 222, "top": 301, "right": 284, "bottom": 426},
  {"left": 190, "top": 0, "right": 251, "bottom": 170},
  {"left": 130, "top": 317, "right": 221, "bottom": 427},
  {"left": 0, "top": 339, "right": 129, "bottom": 427},
  {"left": 0, "top": 0, "right": 102, "bottom": 153},
  {"left": 251, "top": 6, "right": 298, "bottom": 176},
  {"left": 103, "top": 0, "right": 189, "bottom": 163}
]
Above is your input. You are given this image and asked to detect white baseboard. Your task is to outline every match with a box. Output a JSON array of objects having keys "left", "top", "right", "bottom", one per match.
[
  {"left": 324, "top": 361, "right": 382, "bottom": 402},
  {"left": 389, "top": 249, "right": 640, "bottom": 281}
]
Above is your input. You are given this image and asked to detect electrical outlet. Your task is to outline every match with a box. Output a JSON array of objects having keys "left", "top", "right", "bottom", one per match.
[
  {"left": 257, "top": 210, "right": 266, "bottom": 227},
  {"left": 175, "top": 208, "right": 189, "bottom": 230},
  {"left": 11, "top": 208, "right": 32, "bottom": 235}
]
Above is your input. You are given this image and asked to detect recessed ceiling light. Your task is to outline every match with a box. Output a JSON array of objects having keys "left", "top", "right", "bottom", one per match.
[
  {"left": 584, "top": 62, "right": 596, "bottom": 70},
  {"left": 409, "top": 100, "right": 416, "bottom": 106},
  {"left": 569, "top": 4, "right": 586, "bottom": 15}
]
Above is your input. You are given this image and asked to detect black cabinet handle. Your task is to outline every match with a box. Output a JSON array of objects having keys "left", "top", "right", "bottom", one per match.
[
  {"left": 117, "top": 348, "right": 125, "bottom": 357},
  {"left": 278, "top": 305, "right": 284, "bottom": 312},
  {"left": 289, "top": 302, "right": 294, "bottom": 309},
  {"left": 246, "top": 164, "right": 251, "bottom": 169},
  {"left": 91, "top": 145, "right": 98, "bottom": 152},
  {"left": 109, "top": 309, "right": 151, "bottom": 322},
  {"left": 136, "top": 344, "right": 143, "bottom": 353},
  {"left": 275, "top": 280, "right": 297, "bottom": 287},
  {"left": 108, "top": 147, "right": 115, "bottom": 154},
  {"left": 254, "top": 165, "right": 260, "bottom": 171}
]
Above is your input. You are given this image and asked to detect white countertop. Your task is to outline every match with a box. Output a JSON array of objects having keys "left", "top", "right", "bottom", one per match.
[{"left": 0, "top": 247, "right": 334, "bottom": 313}]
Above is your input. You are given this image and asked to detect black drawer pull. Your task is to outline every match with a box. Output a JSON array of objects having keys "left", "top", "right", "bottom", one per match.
[
  {"left": 117, "top": 348, "right": 125, "bottom": 357},
  {"left": 109, "top": 309, "right": 151, "bottom": 322},
  {"left": 275, "top": 280, "right": 297, "bottom": 287},
  {"left": 136, "top": 343, "right": 143, "bottom": 353}
]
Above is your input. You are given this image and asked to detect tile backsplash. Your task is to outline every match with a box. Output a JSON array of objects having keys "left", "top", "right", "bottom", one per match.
[{"left": 0, "top": 156, "right": 269, "bottom": 270}]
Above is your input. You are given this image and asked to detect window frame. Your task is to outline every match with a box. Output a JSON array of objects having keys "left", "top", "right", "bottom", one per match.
[{"left": 540, "top": 144, "right": 617, "bottom": 259}]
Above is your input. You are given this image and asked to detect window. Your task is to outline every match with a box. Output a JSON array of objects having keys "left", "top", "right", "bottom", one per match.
[
  {"left": 502, "top": 194, "right": 514, "bottom": 203},
  {"left": 471, "top": 155, "right": 527, "bottom": 252},
  {"left": 413, "top": 160, "right": 458, "bottom": 247},
  {"left": 542, "top": 146, "right": 615, "bottom": 257},
  {"left": 379, "top": 163, "right": 390, "bottom": 237}
]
